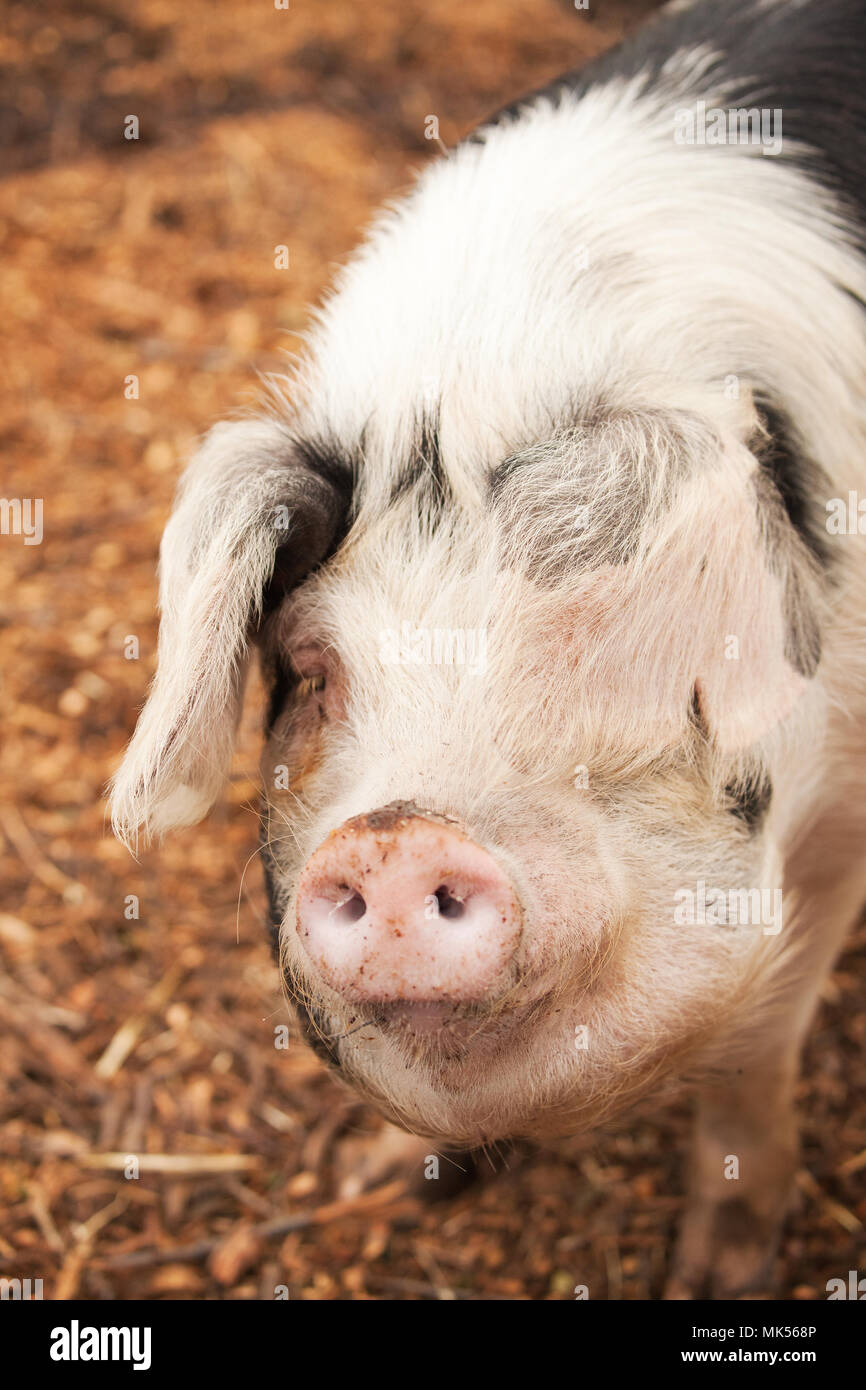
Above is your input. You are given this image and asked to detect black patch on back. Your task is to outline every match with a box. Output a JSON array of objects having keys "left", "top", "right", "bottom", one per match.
[
  {"left": 726, "top": 771, "right": 772, "bottom": 831},
  {"left": 389, "top": 412, "right": 452, "bottom": 518},
  {"left": 476, "top": 0, "right": 866, "bottom": 242}
]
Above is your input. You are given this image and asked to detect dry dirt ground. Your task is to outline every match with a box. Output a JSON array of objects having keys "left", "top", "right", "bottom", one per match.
[{"left": 1, "top": 0, "right": 864, "bottom": 1301}]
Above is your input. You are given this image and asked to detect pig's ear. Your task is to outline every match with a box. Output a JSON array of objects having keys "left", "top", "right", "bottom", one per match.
[
  {"left": 687, "top": 428, "right": 825, "bottom": 755},
  {"left": 110, "top": 418, "right": 352, "bottom": 848}
]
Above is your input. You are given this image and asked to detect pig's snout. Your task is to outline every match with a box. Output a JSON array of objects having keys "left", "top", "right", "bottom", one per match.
[{"left": 295, "top": 806, "right": 521, "bottom": 1004}]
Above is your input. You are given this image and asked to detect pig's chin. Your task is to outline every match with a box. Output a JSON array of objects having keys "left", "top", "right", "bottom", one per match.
[{"left": 371, "top": 998, "right": 526, "bottom": 1064}]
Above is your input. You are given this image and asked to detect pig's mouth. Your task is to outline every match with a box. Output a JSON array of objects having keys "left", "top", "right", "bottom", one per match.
[
  {"left": 360, "top": 990, "right": 547, "bottom": 1066},
  {"left": 379, "top": 1000, "right": 468, "bottom": 1034},
  {"left": 287, "top": 965, "right": 547, "bottom": 1076},
  {"left": 374, "top": 999, "right": 499, "bottom": 1059}
]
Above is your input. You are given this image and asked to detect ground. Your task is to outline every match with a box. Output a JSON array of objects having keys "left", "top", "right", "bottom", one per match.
[{"left": 1, "top": 0, "right": 864, "bottom": 1300}]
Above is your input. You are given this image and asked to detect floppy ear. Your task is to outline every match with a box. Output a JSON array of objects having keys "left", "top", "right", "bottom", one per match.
[
  {"left": 111, "top": 418, "right": 351, "bottom": 847},
  {"left": 691, "top": 451, "right": 824, "bottom": 755},
  {"left": 557, "top": 418, "right": 825, "bottom": 758}
]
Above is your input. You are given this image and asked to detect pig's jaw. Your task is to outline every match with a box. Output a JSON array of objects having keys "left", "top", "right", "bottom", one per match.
[
  {"left": 267, "top": 693, "right": 784, "bottom": 1143},
  {"left": 281, "top": 898, "right": 777, "bottom": 1147},
  {"left": 307, "top": 1001, "right": 641, "bottom": 1147},
  {"left": 280, "top": 982, "right": 603, "bottom": 1147},
  {"left": 284, "top": 958, "right": 556, "bottom": 1073}
]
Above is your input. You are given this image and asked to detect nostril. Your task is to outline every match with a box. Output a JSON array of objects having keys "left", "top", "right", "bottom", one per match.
[
  {"left": 297, "top": 814, "right": 522, "bottom": 1004},
  {"left": 329, "top": 891, "right": 367, "bottom": 925},
  {"left": 434, "top": 885, "right": 466, "bottom": 920}
]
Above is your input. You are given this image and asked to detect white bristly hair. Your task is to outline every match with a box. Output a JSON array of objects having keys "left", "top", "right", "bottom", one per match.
[{"left": 111, "top": 17, "right": 866, "bottom": 1146}]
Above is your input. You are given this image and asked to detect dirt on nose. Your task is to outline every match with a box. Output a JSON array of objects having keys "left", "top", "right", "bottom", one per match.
[{"left": 343, "top": 800, "right": 464, "bottom": 835}]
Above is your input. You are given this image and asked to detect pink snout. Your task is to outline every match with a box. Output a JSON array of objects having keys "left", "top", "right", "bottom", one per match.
[{"left": 295, "top": 802, "right": 521, "bottom": 1004}]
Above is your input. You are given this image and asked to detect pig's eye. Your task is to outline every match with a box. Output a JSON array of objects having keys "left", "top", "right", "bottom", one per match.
[
  {"left": 288, "top": 647, "right": 339, "bottom": 718},
  {"left": 297, "top": 673, "right": 326, "bottom": 698},
  {"left": 289, "top": 644, "right": 328, "bottom": 687}
]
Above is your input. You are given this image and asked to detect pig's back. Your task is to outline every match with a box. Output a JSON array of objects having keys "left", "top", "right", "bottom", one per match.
[{"left": 301, "top": 0, "right": 866, "bottom": 515}]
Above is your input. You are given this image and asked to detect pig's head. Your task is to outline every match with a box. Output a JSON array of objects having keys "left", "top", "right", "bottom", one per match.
[{"left": 112, "top": 388, "right": 827, "bottom": 1148}]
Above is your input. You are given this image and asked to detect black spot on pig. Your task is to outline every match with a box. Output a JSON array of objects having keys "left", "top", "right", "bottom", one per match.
[
  {"left": 389, "top": 412, "right": 452, "bottom": 518},
  {"left": 489, "top": 407, "right": 696, "bottom": 581},
  {"left": 294, "top": 434, "right": 359, "bottom": 512},
  {"left": 753, "top": 400, "right": 832, "bottom": 571},
  {"left": 780, "top": 571, "right": 822, "bottom": 680},
  {"left": 260, "top": 434, "right": 357, "bottom": 619},
  {"left": 726, "top": 771, "right": 772, "bottom": 830},
  {"left": 751, "top": 457, "right": 823, "bottom": 680}
]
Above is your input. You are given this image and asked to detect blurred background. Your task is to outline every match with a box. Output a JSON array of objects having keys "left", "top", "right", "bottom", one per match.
[{"left": 1, "top": 0, "right": 864, "bottom": 1300}]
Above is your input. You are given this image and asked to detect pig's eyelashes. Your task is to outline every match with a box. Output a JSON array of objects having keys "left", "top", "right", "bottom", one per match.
[
  {"left": 288, "top": 652, "right": 345, "bottom": 722},
  {"left": 297, "top": 674, "right": 327, "bottom": 698}
]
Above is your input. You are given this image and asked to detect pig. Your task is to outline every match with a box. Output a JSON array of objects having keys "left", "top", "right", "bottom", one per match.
[{"left": 112, "top": 0, "right": 866, "bottom": 1298}]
